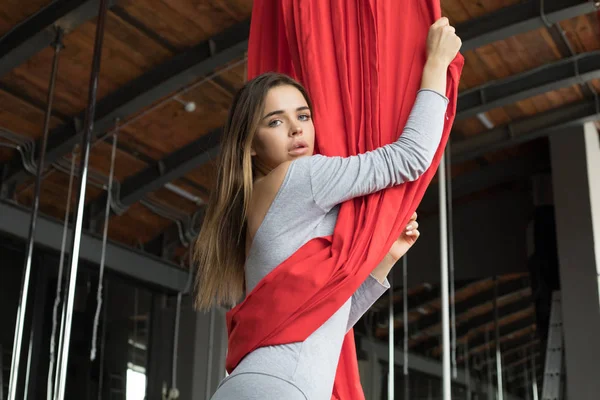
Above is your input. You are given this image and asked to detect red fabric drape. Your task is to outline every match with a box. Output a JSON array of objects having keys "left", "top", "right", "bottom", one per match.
[{"left": 226, "top": 1, "right": 463, "bottom": 398}]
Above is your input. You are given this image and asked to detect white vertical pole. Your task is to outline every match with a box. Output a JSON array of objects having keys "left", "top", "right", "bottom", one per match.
[
  {"left": 439, "top": 152, "right": 451, "bottom": 400},
  {"left": 403, "top": 256, "right": 409, "bottom": 400},
  {"left": 388, "top": 271, "right": 394, "bottom": 399},
  {"left": 9, "top": 28, "right": 64, "bottom": 400},
  {"left": 54, "top": 2, "right": 109, "bottom": 398}
]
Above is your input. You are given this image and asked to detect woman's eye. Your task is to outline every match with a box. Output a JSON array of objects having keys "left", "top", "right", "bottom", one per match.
[
  {"left": 268, "top": 120, "right": 282, "bottom": 127},
  {"left": 299, "top": 114, "right": 311, "bottom": 121}
]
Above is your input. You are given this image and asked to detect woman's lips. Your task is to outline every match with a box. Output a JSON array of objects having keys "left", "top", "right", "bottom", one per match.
[{"left": 289, "top": 146, "right": 309, "bottom": 155}]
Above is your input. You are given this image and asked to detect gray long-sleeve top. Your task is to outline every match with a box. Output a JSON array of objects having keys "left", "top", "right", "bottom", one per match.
[{"left": 214, "top": 89, "right": 449, "bottom": 400}]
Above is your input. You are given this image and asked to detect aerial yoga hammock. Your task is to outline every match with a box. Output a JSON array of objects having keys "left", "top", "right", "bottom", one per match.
[{"left": 226, "top": 0, "right": 464, "bottom": 398}]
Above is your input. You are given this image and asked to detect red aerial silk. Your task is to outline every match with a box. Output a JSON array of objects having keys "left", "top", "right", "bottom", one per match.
[{"left": 226, "top": 1, "right": 464, "bottom": 398}]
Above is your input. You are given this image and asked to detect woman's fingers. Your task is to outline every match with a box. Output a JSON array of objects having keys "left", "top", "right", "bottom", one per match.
[
  {"left": 405, "top": 220, "right": 419, "bottom": 236},
  {"left": 434, "top": 17, "right": 449, "bottom": 27}
]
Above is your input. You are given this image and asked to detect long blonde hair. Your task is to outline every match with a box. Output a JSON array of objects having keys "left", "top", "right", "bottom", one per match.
[{"left": 193, "top": 72, "right": 314, "bottom": 310}]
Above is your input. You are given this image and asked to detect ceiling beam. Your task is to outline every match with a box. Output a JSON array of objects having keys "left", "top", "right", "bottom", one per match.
[
  {"left": 478, "top": 339, "right": 539, "bottom": 368},
  {"left": 373, "top": 281, "right": 472, "bottom": 329},
  {"left": 1, "top": 19, "right": 250, "bottom": 188},
  {"left": 469, "top": 333, "right": 539, "bottom": 368},
  {"left": 0, "top": 0, "right": 117, "bottom": 77},
  {"left": 434, "top": 289, "right": 532, "bottom": 342},
  {"left": 452, "top": 97, "right": 600, "bottom": 163},
  {"left": 457, "top": 0, "right": 599, "bottom": 52},
  {"left": 4, "top": 0, "right": 596, "bottom": 189},
  {"left": 457, "top": 50, "right": 600, "bottom": 120},
  {"left": 416, "top": 297, "right": 534, "bottom": 356},
  {"left": 407, "top": 278, "right": 529, "bottom": 343},
  {"left": 0, "top": 201, "right": 189, "bottom": 292},
  {"left": 465, "top": 316, "right": 537, "bottom": 356},
  {"left": 92, "top": 127, "right": 221, "bottom": 213}
]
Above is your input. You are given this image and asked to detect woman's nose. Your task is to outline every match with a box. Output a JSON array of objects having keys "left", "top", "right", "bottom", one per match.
[{"left": 291, "top": 125, "right": 303, "bottom": 136}]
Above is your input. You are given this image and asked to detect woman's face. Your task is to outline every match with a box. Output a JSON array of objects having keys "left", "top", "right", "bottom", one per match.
[{"left": 251, "top": 85, "right": 315, "bottom": 173}]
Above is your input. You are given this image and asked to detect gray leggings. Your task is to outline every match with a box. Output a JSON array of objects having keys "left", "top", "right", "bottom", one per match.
[{"left": 211, "top": 372, "right": 308, "bottom": 400}]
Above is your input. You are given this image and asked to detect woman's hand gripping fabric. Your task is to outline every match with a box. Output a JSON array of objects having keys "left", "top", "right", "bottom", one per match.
[{"left": 388, "top": 212, "right": 420, "bottom": 262}]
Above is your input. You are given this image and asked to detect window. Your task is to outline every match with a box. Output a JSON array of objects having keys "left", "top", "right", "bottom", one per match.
[{"left": 126, "top": 364, "right": 146, "bottom": 400}]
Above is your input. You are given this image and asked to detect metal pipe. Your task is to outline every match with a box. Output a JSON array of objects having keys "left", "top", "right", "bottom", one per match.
[
  {"left": 164, "top": 183, "right": 204, "bottom": 206},
  {"left": 494, "top": 278, "right": 504, "bottom": 400},
  {"left": 530, "top": 345, "right": 539, "bottom": 400},
  {"left": 54, "top": 2, "right": 109, "bottom": 398},
  {"left": 205, "top": 307, "right": 216, "bottom": 399},
  {"left": 446, "top": 145, "right": 457, "bottom": 380},
  {"left": 439, "top": 152, "right": 451, "bottom": 400},
  {"left": 8, "top": 28, "right": 63, "bottom": 400},
  {"left": 402, "top": 256, "right": 409, "bottom": 400},
  {"left": 523, "top": 349, "right": 531, "bottom": 400},
  {"left": 485, "top": 328, "right": 492, "bottom": 400},
  {"left": 402, "top": 256, "right": 408, "bottom": 375},
  {"left": 465, "top": 341, "right": 472, "bottom": 400},
  {"left": 388, "top": 270, "right": 394, "bottom": 399},
  {"left": 23, "top": 329, "right": 34, "bottom": 400}
]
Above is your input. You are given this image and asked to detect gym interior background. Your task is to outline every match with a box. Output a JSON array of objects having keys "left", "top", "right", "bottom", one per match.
[{"left": 1, "top": 0, "right": 600, "bottom": 399}]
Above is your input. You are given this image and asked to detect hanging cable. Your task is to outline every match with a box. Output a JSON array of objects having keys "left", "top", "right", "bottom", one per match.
[
  {"left": 8, "top": 27, "right": 63, "bottom": 400},
  {"left": 47, "top": 146, "right": 77, "bottom": 400},
  {"left": 167, "top": 249, "right": 195, "bottom": 400},
  {"left": 90, "top": 122, "right": 119, "bottom": 361},
  {"left": 97, "top": 280, "right": 109, "bottom": 400}
]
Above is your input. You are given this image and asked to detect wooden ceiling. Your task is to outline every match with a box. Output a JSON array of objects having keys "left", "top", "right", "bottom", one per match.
[
  {"left": 1, "top": 0, "right": 598, "bottom": 252},
  {"left": 1, "top": 0, "right": 597, "bottom": 394}
]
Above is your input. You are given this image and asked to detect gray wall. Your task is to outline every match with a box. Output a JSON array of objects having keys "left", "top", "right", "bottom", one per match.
[{"left": 403, "top": 188, "right": 531, "bottom": 286}]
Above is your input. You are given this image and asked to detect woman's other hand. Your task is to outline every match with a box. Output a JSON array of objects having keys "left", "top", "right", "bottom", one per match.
[
  {"left": 388, "top": 212, "right": 420, "bottom": 262},
  {"left": 426, "top": 17, "right": 462, "bottom": 68},
  {"left": 370, "top": 212, "right": 420, "bottom": 283}
]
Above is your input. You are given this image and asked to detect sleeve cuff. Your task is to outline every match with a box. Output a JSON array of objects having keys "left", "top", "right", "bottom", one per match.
[
  {"left": 368, "top": 273, "right": 390, "bottom": 290},
  {"left": 417, "top": 88, "right": 450, "bottom": 105}
]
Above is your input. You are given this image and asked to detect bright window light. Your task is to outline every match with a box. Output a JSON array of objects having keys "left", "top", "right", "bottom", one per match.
[{"left": 126, "top": 367, "right": 146, "bottom": 400}]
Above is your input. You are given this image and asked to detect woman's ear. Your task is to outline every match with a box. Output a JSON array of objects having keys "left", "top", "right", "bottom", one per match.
[{"left": 250, "top": 147, "right": 257, "bottom": 156}]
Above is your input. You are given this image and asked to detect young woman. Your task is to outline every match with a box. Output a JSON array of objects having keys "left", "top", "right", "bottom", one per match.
[{"left": 194, "top": 17, "right": 461, "bottom": 400}]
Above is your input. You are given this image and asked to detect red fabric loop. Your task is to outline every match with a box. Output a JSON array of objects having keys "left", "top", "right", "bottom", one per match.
[{"left": 226, "top": 1, "right": 464, "bottom": 398}]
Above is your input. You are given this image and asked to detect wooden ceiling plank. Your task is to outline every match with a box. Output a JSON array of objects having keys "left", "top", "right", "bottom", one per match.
[{"left": 117, "top": 0, "right": 209, "bottom": 50}]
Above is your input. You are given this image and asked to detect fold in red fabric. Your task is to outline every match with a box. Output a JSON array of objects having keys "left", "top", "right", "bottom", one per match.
[{"left": 226, "top": 1, "right": 463, "bottom": 398}]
